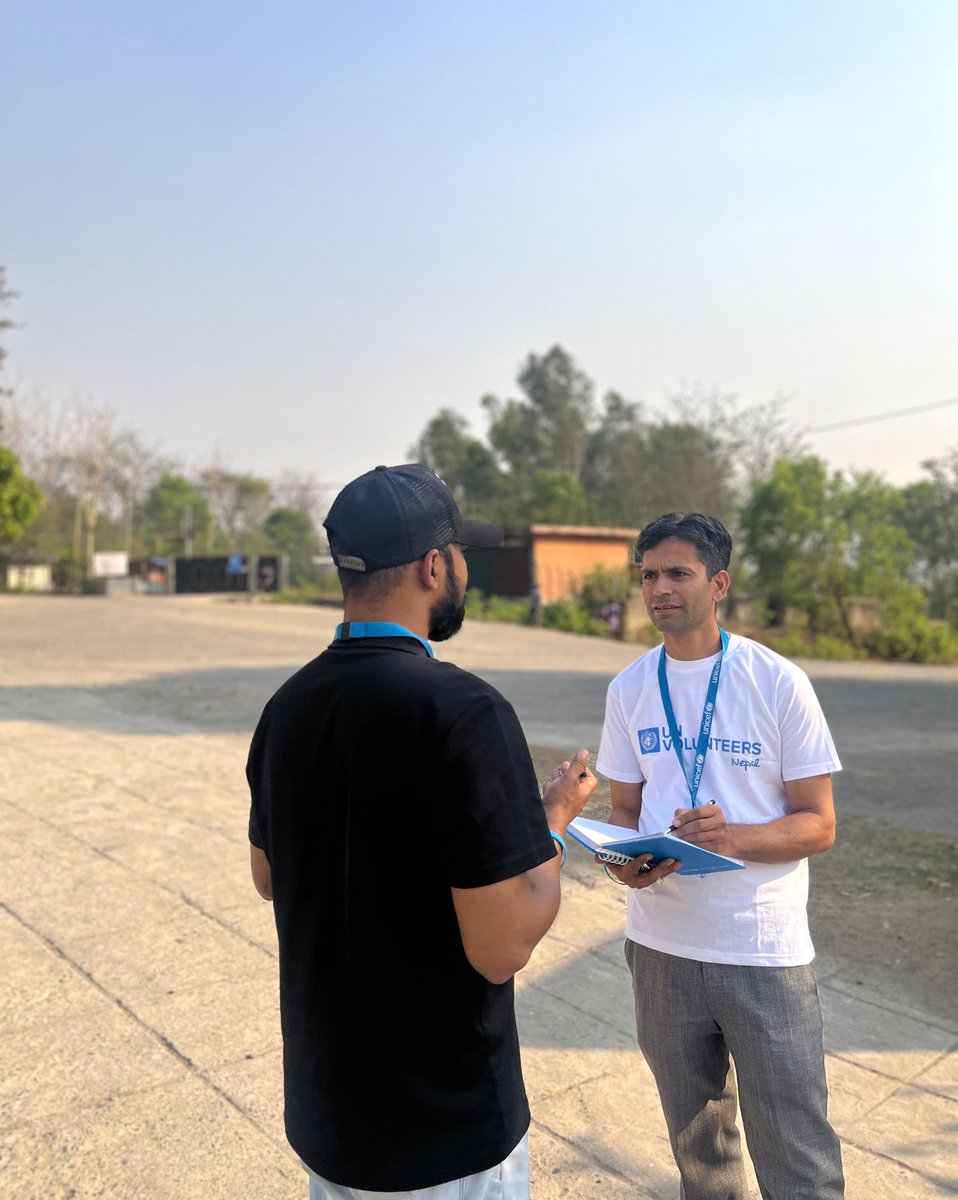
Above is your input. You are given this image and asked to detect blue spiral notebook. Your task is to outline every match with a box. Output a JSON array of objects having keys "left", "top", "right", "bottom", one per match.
[{"left": 567, "top": 816, "right": 746, "bottom": 876}]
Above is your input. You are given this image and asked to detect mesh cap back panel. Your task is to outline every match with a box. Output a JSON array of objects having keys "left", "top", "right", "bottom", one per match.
[
  {"left": 399, "top": 471, "right": 459, "bottom": 557},
  {"left": 324, "top": 464, "right": 463, "bottom": 571}
]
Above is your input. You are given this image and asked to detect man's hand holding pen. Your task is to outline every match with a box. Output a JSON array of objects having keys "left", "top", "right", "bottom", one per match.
[
  {"left": 669, "top": 799, "right": 736, "bottom": 857},
  {"left": 541, "top": 749, "right": 596, "bottom": 829}
]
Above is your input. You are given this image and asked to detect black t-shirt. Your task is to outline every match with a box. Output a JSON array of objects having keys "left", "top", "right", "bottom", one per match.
[{"left": 247, "top": 636, "right": 554, "bottom": 1191}]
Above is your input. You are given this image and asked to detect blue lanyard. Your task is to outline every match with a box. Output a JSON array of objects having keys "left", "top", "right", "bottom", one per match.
[
  {"left": 656, "top": 629, "right": 728, "bottom": 807},
  {"left": 334, "top": 621, "right": 434, "bottom": 658}
]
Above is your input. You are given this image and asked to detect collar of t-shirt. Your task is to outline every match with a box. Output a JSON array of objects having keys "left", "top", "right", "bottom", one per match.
[{"left": 333, "top": 621, "right": 434, "bottom": 657}]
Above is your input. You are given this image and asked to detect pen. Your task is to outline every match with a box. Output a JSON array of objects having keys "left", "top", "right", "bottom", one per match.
[{"left": 666, "top": 799, "right": 716, "bottom": 834}]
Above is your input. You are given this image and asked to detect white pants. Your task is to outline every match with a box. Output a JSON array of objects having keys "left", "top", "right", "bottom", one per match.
[{"left": 305, "top": 1133, "right": 530, "bottom": 1200}]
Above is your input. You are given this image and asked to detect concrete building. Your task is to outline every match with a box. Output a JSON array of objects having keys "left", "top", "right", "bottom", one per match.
[{"left": 466, "top": 524, "right": 639, "bottom": 604}]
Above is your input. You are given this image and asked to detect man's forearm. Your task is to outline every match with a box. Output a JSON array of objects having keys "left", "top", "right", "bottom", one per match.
[
  {"left": 675, "top": 809, "right": 835, "bottom": 863},
  {"left": 723, "top": 811, "right": 835, "bottom": 863}
]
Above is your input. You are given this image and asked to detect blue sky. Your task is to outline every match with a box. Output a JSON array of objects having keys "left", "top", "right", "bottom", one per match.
[{"left": 3, "top": 1, "right": 956, "bottom": 492}]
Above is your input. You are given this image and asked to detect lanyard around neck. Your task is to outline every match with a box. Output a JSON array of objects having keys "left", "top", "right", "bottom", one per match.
[
  {"left": 334, "top": 621, "right": 434, "bottom": 658},
  {"left": 656, "top": 629, "right": 729, "bottom": 807}
]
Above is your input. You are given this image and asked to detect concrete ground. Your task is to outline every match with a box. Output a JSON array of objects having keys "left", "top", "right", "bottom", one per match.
[{"left": 0, "top": 595, "right": 955, "bottom": 1198}]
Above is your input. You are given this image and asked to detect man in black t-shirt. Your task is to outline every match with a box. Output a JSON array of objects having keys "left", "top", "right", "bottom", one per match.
[{"left": 248, "top": 464, "right": 595, "bottom": 1200}]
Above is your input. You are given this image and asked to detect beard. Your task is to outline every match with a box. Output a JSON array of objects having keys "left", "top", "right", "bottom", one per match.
[{"left": 428, "top": 564, "right": 466, "bottom": 642}]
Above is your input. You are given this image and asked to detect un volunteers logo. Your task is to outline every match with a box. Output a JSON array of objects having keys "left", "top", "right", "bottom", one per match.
[{"left": 637, "top": 727, "right": 661, "bottom": 753}]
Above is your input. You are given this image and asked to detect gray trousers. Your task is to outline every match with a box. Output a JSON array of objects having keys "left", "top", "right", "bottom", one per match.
[{"left": 625, "top": 940, "right": 844, "bottom": 1200}]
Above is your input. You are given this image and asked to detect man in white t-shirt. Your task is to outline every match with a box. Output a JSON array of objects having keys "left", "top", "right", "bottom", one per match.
[{"left": 596, "top": 512, "right": 844, "bottom": 1200}]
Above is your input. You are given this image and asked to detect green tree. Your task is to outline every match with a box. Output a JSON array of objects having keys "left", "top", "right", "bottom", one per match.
[
  {"left": 408, "top": 408, "right": 513, "bottom": 520},
  {"left": 581, "top": 390, "right": 646, "bottom": 526},
  {"left": 483, "top": 345, "right": 594, "bottom": 483},
  {"left": 410, "top": 345, "right": 796, "bottom": 533},
  {"left": 0, "top": 444, "right": 44, "bottom": 544},
  {"left": 264, "top": 506, "right": 319, "bottom": 587},
  {"left": 637, "top": 422, "right": 738, "bottom": 529},
  {"left": 896, "top": 448, "right": 958, "bottom": 626},
  {"left": 524, "top": 470, "right": 591, "bottom": 524},
  {"left": 741, "top": 456, "right": 859, "bottom": 630},
  {"left": 139, "top": 474, "right": 210, "bottom": 556},
  {"left": 741, "top": 456, "right": 953, "bottom": 661}
]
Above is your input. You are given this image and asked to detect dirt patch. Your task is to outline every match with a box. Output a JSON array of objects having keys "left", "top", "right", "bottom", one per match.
[
  {"left": 808, "top": 813, "right": 957, "bottom": 1020},
  {"left": 529, "top": 745, "right": 957, "bottom": 1024}
]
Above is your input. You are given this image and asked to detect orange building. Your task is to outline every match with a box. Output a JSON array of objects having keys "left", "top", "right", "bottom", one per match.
[
  {"left": 466, "top": 524, "right": 639, "bottom": 604},
  {"left": 529, "top": 524, "right": 639, "bottom": 604}
]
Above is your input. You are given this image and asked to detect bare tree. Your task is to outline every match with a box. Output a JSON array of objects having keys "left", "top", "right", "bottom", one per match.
[
  {"left": 61, "top": 398, "right": 124, "bottom": 569},
  {"left": 104, "top": 430, "right": 172, "bottom": 557},
  {"left": 272, "top": 469, "right": 336, "bottom": 529},
  {"left": 193, "top": 455, "right": 276, "bottom": 551},
  {"left": 0, "top": 267, "right": 19, "bottom": 396},
  {"left": 195, "top": 450, "right": 232, "bottom": 554},
  {"left": 5, "top": 391, "right": 165, "bottom": 569},
  {"left": 2, "top": 389, "right": 74, "bottom": 494},
  {"left": 669, "top": 385, "right": 806, "bottom": 494}
]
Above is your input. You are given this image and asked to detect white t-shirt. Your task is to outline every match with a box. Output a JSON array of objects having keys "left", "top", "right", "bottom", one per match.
[{"left": 596, "top": 634, "right": 841, "bottom": 966}]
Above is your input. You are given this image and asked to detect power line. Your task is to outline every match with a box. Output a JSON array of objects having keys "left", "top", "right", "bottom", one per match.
[{"left": 806, "top": 396, "right": 958, "bottom": 435}]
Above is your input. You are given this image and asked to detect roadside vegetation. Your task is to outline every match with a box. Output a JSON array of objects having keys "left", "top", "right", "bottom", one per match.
[{"left": 1, "top": 268, "right": 955, "bottom": 662}]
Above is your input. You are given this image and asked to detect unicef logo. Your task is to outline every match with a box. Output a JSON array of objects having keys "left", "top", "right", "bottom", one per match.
[
  {"left": 637, "top": 727, "right": 661, "bottom": 753},
  {"left": 705, "top": 702, "right": 713, "bottom": 713}
]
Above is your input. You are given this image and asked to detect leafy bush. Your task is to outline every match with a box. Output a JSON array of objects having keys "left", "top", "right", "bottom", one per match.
[
  {"left": 863, "top": 615, "right": 956, "bottom": 664},
  {"left": 758, "top": 629, "right": 866, "bottom": 661},
  {"left": 465, "top": 564, "right": 633, "bottom": 640},
  {"left": 484, "top": 594, "right": 532, "bottom": 622},
  {"left": 465, "top": 588, "right": 534, "bottom": 624},
  {"left": 541, "top": 602, "right": 609, "bottom": 637},
  {"left": 575, "top": 564, "right": 630, "bottom": 612}
]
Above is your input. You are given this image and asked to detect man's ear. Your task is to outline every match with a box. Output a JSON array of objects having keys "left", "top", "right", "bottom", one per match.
[
  {"left": 712, "top": 569, "right": 731, "bottom": 604},
  {"left": 417, "top": 548, "right": 441, "bottom": 591}
]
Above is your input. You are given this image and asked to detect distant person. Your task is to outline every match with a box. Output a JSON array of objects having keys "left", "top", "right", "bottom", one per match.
[
  {"left": 247, "top": 463, "right": 596, "bottom": 1200},
  {"left": 601, "top": 598, "right": 624, "bottom": 640},
  {"left": 528, "top": 581, "right": 542, "bottom": 626},
  {"left": 595, "top": 512, "right": 844, "bottom": 1199}
]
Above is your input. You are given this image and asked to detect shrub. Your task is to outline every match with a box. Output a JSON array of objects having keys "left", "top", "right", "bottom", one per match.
[
  {"left": 484, "top": 594, "right": 531, "bottom": 623},
  {"left": 864, "top": 619, "right": 956, "bottom": 664},
  {"left": 465, "top": 589, "right": 533, "bottom": 624},
  {"left": 541, "top": 602, "right": 609, "bottom": 637},
  {"left": 575, "top": 564, "right": 630, "bottom": 612},
  {"left": 754, "top": 629, "right": 865, "bottom": 661}
]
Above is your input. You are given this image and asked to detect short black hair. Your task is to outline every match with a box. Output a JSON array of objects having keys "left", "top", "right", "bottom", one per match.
[
  {"left": 338, "top": 562, "right": 409, "bottom": 602},
  {"left": 635, "top": 512, "right": 732, "bottom": 579},
  {"left": 337, "top": 545, "right": 457, "bottom": 602}
]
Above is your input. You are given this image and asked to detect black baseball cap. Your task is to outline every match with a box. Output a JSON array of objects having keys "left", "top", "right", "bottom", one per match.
[{"left": 323, "top": 463, "right": 503, "bottom": 573}]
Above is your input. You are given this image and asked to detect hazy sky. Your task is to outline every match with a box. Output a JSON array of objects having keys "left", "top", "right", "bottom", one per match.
[{"left": 4, "top": 1, "right": 956, "bottom": 496}]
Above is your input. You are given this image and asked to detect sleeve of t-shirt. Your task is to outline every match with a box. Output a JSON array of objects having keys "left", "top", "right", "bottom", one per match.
[
  {"left": 596, "top": 678, "right": 645, "bottom": 784},
  {"left": 246, "top": 704, "right": 270, "bottom": 853},
  {"left": 776, "top": 666, "right": 843, "bottom": 782},
  {"left": 440, "top": 690, "right": 555, "bottom": 890}
]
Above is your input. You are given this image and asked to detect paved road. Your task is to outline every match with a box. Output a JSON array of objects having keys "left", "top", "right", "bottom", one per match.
[
  {"left": 1, "top": 596, "right": 955, "bottom": 1199},
  {"left": 435, "top": 617, "right": 958, "bottom": 836}
]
